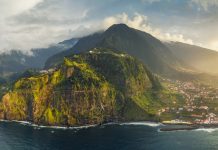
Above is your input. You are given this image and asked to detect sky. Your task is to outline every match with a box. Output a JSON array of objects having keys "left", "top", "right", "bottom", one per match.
[{"left": 1, "top": 0, "right": 218, "bottom": 53}]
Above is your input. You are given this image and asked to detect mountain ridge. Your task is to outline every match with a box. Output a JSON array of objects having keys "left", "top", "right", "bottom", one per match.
[
  {"left": 0, "top": 48, "right": 180, "bottom": 126},
  {"left": 166, "top": 41, "right": 218, "bottom": 74},
  {"left": 45, "top": 24, "right": 193, "bottom": 80}
]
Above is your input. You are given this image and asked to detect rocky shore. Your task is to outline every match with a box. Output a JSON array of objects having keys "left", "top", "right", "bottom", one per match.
[{"left": 160, "top": 124, "right": 218, "bottom": 131}]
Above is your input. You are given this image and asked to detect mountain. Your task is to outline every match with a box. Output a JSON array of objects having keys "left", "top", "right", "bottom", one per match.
[
  {"left": 0, "top": 48, "right": 180, "bottom": 126},
  {"left": 165, "top": 41, "right": 218, "bottom": 75},
  {"left": 45, "top": 24, "right": 192, "bottom": 79},
  {"left": 0, "top": 38, "right": 78, "bottom": 78},
  {"left": 45, "top": 33, "right": 103, "bottom": 69}
]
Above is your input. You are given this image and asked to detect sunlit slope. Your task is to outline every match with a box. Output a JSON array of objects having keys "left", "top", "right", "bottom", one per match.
[{"left": 0, "top": 48, "right": 181, "bottom": 126}]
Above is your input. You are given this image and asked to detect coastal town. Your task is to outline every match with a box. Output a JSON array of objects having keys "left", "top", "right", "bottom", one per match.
[{"left": 160, "top": 78, "right": 218, "bottom": 125}]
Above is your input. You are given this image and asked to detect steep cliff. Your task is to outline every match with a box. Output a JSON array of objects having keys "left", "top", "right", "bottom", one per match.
[{"left": 0, "top": 48, "right": 179, "bottom": 126}]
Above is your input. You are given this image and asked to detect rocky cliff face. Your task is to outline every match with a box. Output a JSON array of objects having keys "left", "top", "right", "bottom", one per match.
[{"left": 0, "top": 48, "right": 177, "bottom": 126}]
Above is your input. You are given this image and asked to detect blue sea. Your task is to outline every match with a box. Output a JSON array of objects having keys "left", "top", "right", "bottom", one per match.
[{"left": 0, "top": 121, "right": 218, "bottom": 150}]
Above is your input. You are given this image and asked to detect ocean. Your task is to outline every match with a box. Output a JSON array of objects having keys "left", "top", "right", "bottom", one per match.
[{"left": 0, "top": 121, "right": 217, "bottom": 150}]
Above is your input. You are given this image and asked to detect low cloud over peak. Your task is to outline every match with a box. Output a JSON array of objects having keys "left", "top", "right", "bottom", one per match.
[
  {"left": 0, "top": 0, "right": 218, "bottom": 53},
  {"left": 103, "top": 13, "right": 193, "bottom": 45}
]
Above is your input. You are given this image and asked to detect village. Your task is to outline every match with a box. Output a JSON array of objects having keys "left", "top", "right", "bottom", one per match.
[{"left": 160, "top": 78, "right": 218, "bottom": 125}]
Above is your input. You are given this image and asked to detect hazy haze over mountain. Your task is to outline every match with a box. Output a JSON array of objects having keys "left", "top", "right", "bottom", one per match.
[
  {"left": 166, "top": 41, "right": 218, "bottom": 74},
  {"left": 0, "top": 38, "right": 78, "bottom": 77}
]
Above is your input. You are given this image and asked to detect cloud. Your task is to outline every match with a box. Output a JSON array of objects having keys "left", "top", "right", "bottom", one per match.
[
  {"left": 103, "top": 13, "right": 193, "bottom": 44},
  {"left": 140, "top": 0, "right": 160, "bottom": 4},
  {"left": 0, "top": 0, "right": 217, "bottom": 53},
  {"left": 0, "top": 0, "right": 43, "bottom": 17},
  {"left": 0, "top": 0, "right": 44, "bottom": 52},
  {"left": 0, "top": 1, "right": 194, "bottom": 53},
  {"left": 190, "top": 0, "right": 218, "bottom": 11},
  {"left": 0, "top": 0, "right": 91, "bottom": 53},
  {"left": 10, "top": 0, "right": 89, "bottom": 26}
]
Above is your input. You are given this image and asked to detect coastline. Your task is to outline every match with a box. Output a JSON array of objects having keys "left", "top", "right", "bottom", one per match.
[
  {"left": 2, "top": 119, "right": 218, "bottom": 132},
  {"left": 0, "top": 119, "right": 98, "bottom": 130},
  {"left": 160, "top": 123, "right": 218, "bottom": 132},
  {"left": 0, "top": 119, "right": 162, "bottom": 130}
]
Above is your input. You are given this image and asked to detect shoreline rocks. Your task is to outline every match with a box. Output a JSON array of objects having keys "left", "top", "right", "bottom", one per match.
[{"left": 160, "top": 124, "right": 218, "bottom": 131}]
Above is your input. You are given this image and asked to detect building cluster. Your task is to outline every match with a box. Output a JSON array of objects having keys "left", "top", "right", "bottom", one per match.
[
  {"left": 160, "top": 78, "right": 218, "bottom": 124},
  {"left": 39, "top": 68, "right": 56, "bottom": 74}
]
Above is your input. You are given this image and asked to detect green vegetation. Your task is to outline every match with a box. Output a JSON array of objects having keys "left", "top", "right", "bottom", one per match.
[{"left": 0, "top": 48, "right": 183, "bottom": 126}]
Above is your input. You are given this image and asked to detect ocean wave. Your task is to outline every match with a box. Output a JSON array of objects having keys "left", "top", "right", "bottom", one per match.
[
  {"left": 0, "top": 119, "right": 162, "bottom": 129},
  {"left": 157, "top": 128, "right": 194, "bottom": 133},
  {"left": 0, "top": 119, "right": 11, "bottom": 122},
  {"left": 30, "top": 124, "right": 97, "bottom": 130},
  {"left": 103, "top": 122, "right": 119, "bottom": 126},
  {"left": 194, "top": 128, "right": 218, "bottom": 133},
  {"left": 68, "top": 124, "right": 97, "bottom": 129},
  {"left": 119, "top": 122, "right": 162, "bottom": 127},
  {"left": 0, "top": 119, "right": 97, "bottom": 130},
  {"left": 12, "top": 120, "right": 32, "bottom": 125}
]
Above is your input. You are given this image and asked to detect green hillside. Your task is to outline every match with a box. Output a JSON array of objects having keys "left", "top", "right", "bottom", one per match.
[{"left": 0, "top": 48, "right": 182, "bottom": 126}]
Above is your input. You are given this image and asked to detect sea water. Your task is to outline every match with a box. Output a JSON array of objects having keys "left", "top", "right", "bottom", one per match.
[{"left": 0, "top": 121, "right": 217, "bottom": 150}]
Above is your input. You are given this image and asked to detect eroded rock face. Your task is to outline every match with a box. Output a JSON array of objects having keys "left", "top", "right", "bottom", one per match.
[{"left": 0, "top": 48, "right": 162, "bottom": 126}]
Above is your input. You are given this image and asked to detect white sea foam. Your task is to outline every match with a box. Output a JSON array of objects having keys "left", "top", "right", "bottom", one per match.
[
  {"left": 0, "top": 119, "right": 97, "bottom": 130},
  {"left": 0, "top": 119, "right": 162, "bottom": 129},
  {"left": 120, "top": 121, "right": 162, "bottom": 127},
  {"left": 194, "top": 128, "right": 218, "bottom": 133},
  {"left": 0, "top": 119, "right": 10, "bottom": 122},
  {"left": 30, "top": 124, "right": 97, "bottom": 130},
  {"left": 68, "top": 124, "right": 97, "bottom": 129},
  {"left": 103, "top": 122, "right": 118, "bottom": 126},
  {"left": 12, "top": 120, "right": 32, "bottom": 125}
]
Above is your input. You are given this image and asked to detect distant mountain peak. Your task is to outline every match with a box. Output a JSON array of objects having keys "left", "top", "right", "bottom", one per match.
[
  {"left": 109, "top": 23, "right": 128, "bottom": 27},
  {"left": 106, "top": 23, "right": 130, "bottom": 32},
  {"left": 45, "top": 23, "right": 190, "bottom": 78}
]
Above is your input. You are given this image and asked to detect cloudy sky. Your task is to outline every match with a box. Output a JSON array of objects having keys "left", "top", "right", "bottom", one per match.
[{"left": 1, "top": 0, "right": 218, "bottom": 53}]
